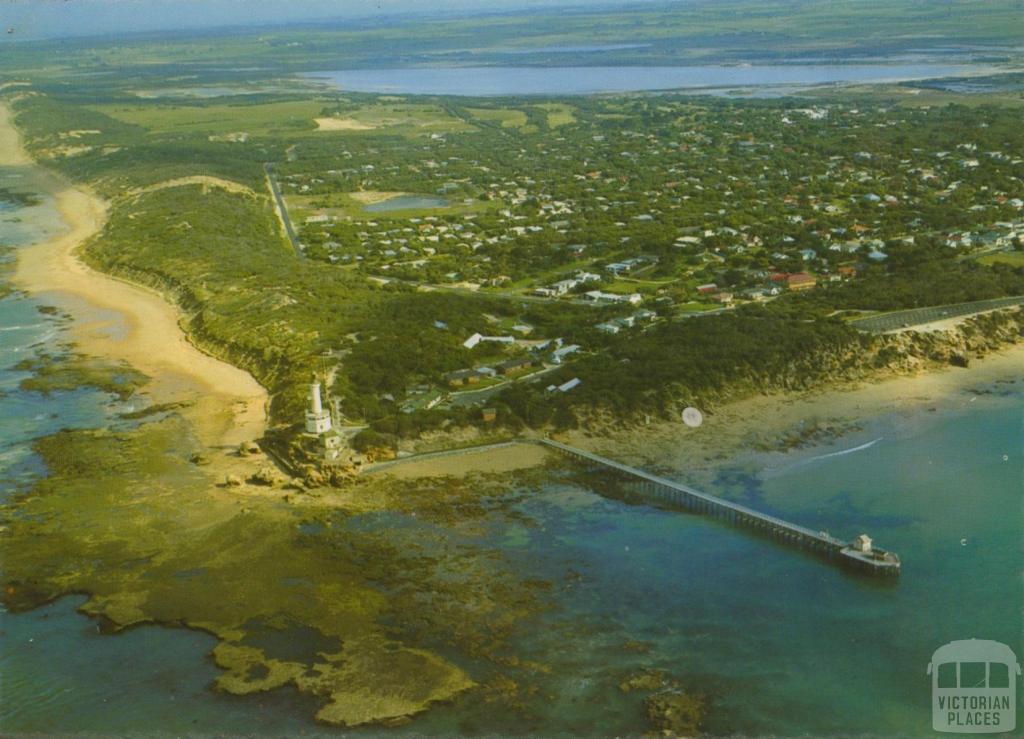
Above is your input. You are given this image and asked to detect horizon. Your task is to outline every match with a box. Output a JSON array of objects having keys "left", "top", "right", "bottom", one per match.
[{"left": 1, "top": 0, "right": 664, "bottom": 42}]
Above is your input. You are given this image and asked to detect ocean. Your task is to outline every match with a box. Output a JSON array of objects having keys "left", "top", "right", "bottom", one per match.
[{"left": 1, "top": 168, "right": 1021, "bottom": 736}]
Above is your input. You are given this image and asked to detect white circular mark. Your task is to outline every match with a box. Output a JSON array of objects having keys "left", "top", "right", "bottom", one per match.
[
  {"left": 682, "top": 407, "right": 703, "bottom": 428},
  {"left": 960, "top": 538, "right": 968, "bottom": 546}
]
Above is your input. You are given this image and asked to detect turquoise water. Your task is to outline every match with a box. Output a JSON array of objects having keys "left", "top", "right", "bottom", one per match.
[
  {"left": 345, "top": 390, "right": 1023, "bottom": 736},
  {"left": 303, "top": 63, "right": 978, "bottom": 96},
  {"left": 364, "top": 195, "right": 449, "bottom": 213},
  {"left": 0, "top": 169, "right": 114, "bottom": 494},
  {"left": 1, "top": 168, "right": 1020, "bottom": 734}
]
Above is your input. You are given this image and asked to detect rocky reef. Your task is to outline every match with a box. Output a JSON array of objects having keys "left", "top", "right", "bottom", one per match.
[
  {"left": 15, "top": 351, "right": 148, "bottom": 399},
  {"left": 619, "top": 669, "right": 706, "bottom": 736},
  {"left": 0, "top": 418, "right": 557, "bottom": 728}
]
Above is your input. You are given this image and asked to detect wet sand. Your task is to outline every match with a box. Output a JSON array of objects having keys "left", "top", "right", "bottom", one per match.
[{"left": 1, "top": 102, "right": 268, "bottom": 450}]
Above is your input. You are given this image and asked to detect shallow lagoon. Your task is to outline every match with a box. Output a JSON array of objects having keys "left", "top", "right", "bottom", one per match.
[
  {"left": 364, "top": 195, "right": 449, "bottom": 213},
  {"left": 304, "top": 63, "right": 980, "bottom": 96}
]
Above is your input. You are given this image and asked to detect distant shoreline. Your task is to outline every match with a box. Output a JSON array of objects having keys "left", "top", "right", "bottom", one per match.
[{"left": 0, "top": 101, "right": 268, "bottom": 451}]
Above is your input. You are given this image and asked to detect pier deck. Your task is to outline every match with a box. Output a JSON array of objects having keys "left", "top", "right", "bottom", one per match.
[{"left": 540, "top": 438, "right": 900, "bottom": 576}]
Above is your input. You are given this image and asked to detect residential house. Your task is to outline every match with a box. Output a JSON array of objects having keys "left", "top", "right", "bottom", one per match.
[
  {"left": 787, "top": 273, "right": 817, "bottom": 291},
  {"left": 445, "top": 369, "right": 482, "bottom": 388},
  {"left": 583, "top": 290, "right": 643, "bottom": 305},
  {"left": 496, "top": 356, "right": 536, "bottom": 375},
  {"left": 551, "top": 344, "right": 580, "bottom": 364}
]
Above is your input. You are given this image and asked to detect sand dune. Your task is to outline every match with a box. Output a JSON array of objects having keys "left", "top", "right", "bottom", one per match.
[{"left": 124, "top": 175, "right": 258, "bottom": 200}]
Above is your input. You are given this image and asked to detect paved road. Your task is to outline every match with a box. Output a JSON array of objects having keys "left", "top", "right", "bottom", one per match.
[
  {"left": 850, "top": 296, "right": 1024, "bottom": 333},
  {"left": 363, "top": 440, "right": 525, "bottom": 474},
  {"left": 264, "top": 163, "right": 302, "bottom": 258},
  {"left": 446, "top": 365, "right": 562, "bottom": 408}
]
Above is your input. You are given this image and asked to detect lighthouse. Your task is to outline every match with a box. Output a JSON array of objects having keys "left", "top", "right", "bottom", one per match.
[{"left": 305, "top": 380, "right": 332, "bottom": 435}]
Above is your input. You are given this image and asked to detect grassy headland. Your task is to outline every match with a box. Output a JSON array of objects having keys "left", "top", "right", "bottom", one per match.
[{"left": 0, "top": 100, "right": 573, "bottom": 729}]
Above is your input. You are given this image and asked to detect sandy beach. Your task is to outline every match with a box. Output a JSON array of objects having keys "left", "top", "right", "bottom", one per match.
[
  {"left": 1, "top": 102, "right": 268, "bottom": 450},
  {"left": 561, "top": 341, "right": 1024, "bottom": 481}
]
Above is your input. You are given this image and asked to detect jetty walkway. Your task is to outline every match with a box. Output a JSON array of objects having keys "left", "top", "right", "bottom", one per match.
[
  {"left": 351, "top": 436, "right": 900, "bottom": 576},
  {"left": 539, "top": 438, "right": 900, "bottom": 576}
]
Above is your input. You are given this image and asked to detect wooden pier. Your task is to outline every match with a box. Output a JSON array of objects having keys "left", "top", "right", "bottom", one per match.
[{"left": 539, "top": 438, "right": 900, "bottom": 576}]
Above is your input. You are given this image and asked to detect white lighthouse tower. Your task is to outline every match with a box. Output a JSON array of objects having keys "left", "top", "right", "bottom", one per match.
[{"left": 305, "top": 379, "right": 332, "bottom": 435}]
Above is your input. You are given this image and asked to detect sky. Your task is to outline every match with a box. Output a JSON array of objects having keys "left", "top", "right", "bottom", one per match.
[{"left": 1, "top": 0, "right": 662, "bottom": 41}]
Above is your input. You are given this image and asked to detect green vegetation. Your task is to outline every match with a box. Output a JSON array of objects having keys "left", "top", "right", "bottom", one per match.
[
  {"left": 80, "top": 182, "right": 369, "bottom": 419},
  {"left": 978, "top": 251, "right": 1024, "bottom": 267},
  {"left": 315, "top": 100, "right": 476, "bottom": 134},
  {"left": 11, "top": 95, "right": 277, "bottom": 195},
  {"left": 801, "top": 240, "right": 1024, "bottom": 311},
  {"left": 4, "top": 9, "right": 1023, "bottom": 734},
  {"left": 92, "top": 99, "right": 325, "bottom": 135},
  {"left": 7, "top": 63, "right": 1024, "bottom": 443},
  {"left": 466, "top": 107, "right": 529, "bottom": 129},
  {"left": 497, "top": 302, "right": 866, "bottom": 423},
  {"left": 535, "top": 103, "right": 577, "bottom": 128}
]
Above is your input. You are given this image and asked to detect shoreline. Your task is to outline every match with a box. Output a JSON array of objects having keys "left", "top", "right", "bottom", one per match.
[
  {"left": 560, "top": 341, "right": 1024, "bottom": 483},
  {"left": 370, "top": 339, "right": 1023, "bottom": 481},
  {"left": 0, "top": 101, "right": 268, "bottom": 451}
]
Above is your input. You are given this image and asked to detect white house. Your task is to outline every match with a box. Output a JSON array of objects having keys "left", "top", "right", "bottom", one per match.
[
  {"left": 584, "top": 290, "right": 642, "bottom": 305},
  {"left": 558, "top": 378, "right": 582, "bottom": 393},
  {"left": 551, "top": 344, "right": 580, "bottom": 364}
]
